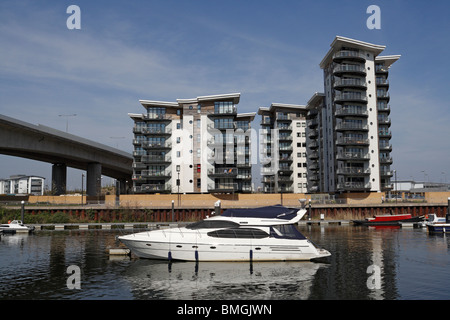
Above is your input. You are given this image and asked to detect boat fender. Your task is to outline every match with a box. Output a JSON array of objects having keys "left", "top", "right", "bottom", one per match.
[
  {"left": 249, "top": 249, "right": 253, "bottom": 261},
  {"left": 195, "top": 250, "right": 199, "bottom": 262},
  {"left": 168, "top": 251, "right": 172, "bottom": 261}
]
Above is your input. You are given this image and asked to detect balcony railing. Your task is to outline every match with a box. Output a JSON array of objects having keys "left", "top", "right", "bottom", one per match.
[
  {"left": 334, "top": 93, "right": 368, "bottom": 103},
  {"left": 335, "top": 107, "right": 368, "bottom": 117},
  {"left": 337, "top": 182, "right": 372, "bottom": 190},
  {"left": 141, "top": 127, "right": 172, "bottom": 135},
  {"left": 143, "top": 113, "right": 173, "bottom": 120},
  {"left": 207, "top": 183, "right": 237, "bottom": 192},
  {"left": 334, "top": 78, "right": 367, "bottom": 89},
  {"left": 141, "top": 170, "right": 171, "bottom": 178},
  {"left": 207, "top": 167, "right": 237, "bottom": 176},
  {"left": 336, "top": 168, "right": 371, "bottom": 175},
  {"left": 335, "top": 123, "right": 369, "bottom": 131},
  {"left": 332, "top": 50, "right": 366, "bottom": 61},
  {"left": 142, "top": 141, "right": 172, "bottom": 149},
  {"left": 142, "top": 155, "right": 171, "bottom": 163},
  {"left": 333, "top": 65, "right": 366, "bottom": 75},
  {"left": 336, "top": 152, "right": 370, "bottom": 160}
]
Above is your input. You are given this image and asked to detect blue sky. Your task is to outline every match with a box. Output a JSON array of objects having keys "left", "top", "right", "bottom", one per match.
[{"left": 1, "top": 0, "right": 450, "bottom": 190}]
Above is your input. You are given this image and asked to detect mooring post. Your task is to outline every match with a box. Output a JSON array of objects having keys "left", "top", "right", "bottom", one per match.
[
  {"left": 171, "top": 200, "right": 175, "bottom": 222},
  {"left": 445, "top": 197, "right": 450, "bottom": 223},
  {"left": 21, "top": 200, "right": 25, "bottom": 223}
]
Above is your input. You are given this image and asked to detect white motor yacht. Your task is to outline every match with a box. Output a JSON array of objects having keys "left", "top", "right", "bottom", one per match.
[
  {"left": 0, "top": 220, "right": 35, "bottom": 234},
  {"left": 118, "top": 205, "right": 331, "bottom": 262}
]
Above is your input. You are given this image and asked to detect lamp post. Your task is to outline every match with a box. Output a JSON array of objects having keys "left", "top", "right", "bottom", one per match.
[
  {"left": 81, "top": 173, "right": 84, "bottom": 205},
  {"left": 393, "top": 169, "right": 397, "bottom": 203},
  {"left": 58, "top": 114, "right": 77, "bottom": 132}
]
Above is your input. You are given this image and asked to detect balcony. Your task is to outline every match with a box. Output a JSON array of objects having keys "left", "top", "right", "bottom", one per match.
[
  {"left": 141, "top": 170, "right": 171, "bottom": 179},
  {"left": 332, "top": 50, "right": 366, "bottom": 63},
  {"left": 334, "top": 78, "right": 367, "bottom": 90},
  {"left": 333, "top": 64, "right": 366, "bottom": 76},
  {"left": 307, "top": 119, "right": 318, "bottom": 128},
  {"left": 377, "top": 92, "right": 390, "bottom": 101},
  {"left": 276, "top": 125, "right": 292, "bottom": 131},
  {"left": 336, "top": 152, "right": 370, "bottom": 161},
  {"left": 379, "top": 143, "right": 392, "bottom": 151},
  {"left": 337, "top": 182, "right": 372, "bottom": 191},
  {"left": 142, "top": 141, "right": 172, "bottom": 149},
  {"left": 143, "top": 113, "right": 173, "bottom": 121},
  {"left": 207, "top": 106, "right": 237, "bottom": 117},
  {"left": 207, "top": 183, "right": 237, "bottom": 193},
  {"left": 278, "top": 134, "right": 293, "bottom": 141},
  {"left": 279, "top": 155, "right": 293, "bottom": 162},
  {"left": 379, "top": 130, "right": 392, "bottom": 138},
  {"left": 335, "top": 122, "right": 369, "bottom": 132},
  {"left": 307, "top": 141, "right": 319, "bottom": 149},
  {"left": 335, "top": 107, "right": 368, "bottom": 118},
  {"left": 141, "top": 155, "right": 171, "bottom": 163},
  {"left": 337, "top": 168, "right": 371, "bottom": 176},
  {"left": 308, "top": 130, "right": 318, "bottom": 138},
  {"left": 378, "top": 117, "right": 391, "bottom": 125},
  {"left": 375, "top": 65, "right": 389, "bottom": 74},
  {"left": 309, "top": 151, "right": 319, "bottom": 159},
  {"left": 207, "top": 167, "right": 237, "bottom": 177},
  {"left": 142, "top": 127, "right": 172, "bottom": 136},
  {"left": 377, "top": 104, "right": 391, "bottom": 113},
  {"left": 376, "top": 78, "right": 389, "bottom": 87},
  {"left": 336, "top": 137, "right": 369, "bottom": 146},
  {"left": 207, "top": 123, "right": 235, "bottom": 131},
  {"left": 380, "top": 170, "right": 394, "bottom": 177},
  {"left": 334, "top": 93, "right": 368, "bottom": 104},
  {"left": 380, "top": 156, "right": 393, "bottom": 164}
]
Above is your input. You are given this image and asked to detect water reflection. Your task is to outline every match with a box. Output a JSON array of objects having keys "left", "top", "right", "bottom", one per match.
[
  {"left": 1, "top": 227, "right": 450, "bottom": 300},
  {"left": 123, "top": 260, "right": 327, "bottom": 300}
]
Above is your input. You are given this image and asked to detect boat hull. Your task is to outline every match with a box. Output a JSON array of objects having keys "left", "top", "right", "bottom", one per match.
[
  {"left": 353, "top": 215, "right": 424, "bottom": 226},
  {"left": 427, "top": 224, "right": 450, "bottom": 233},
  {"left": 119, "top": 230, "right": 330, "bottom": 262}
]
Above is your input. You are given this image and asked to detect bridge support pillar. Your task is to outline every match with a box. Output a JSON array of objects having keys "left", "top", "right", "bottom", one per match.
[
  {"left": 87, "top": 162, "right": 102, "bottom": 197},
  {"left": 52, "top": 163, "right": 67, "bottom": 195}
]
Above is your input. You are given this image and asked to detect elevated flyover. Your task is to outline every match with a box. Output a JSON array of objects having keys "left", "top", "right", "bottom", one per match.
[{"left": 0, "top": 114, "right": 133, "bottom": 196}]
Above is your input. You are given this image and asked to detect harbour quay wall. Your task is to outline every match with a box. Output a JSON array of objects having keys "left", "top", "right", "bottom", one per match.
[{"left": 13, "top": 192, "right": 449, "bottom": 223}]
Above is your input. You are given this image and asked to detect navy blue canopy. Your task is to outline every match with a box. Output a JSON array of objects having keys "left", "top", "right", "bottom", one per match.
[{"left": 220, "top": 205, "right": 298, "bottom": 220}]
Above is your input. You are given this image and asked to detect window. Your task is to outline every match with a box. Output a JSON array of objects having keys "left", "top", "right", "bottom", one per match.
[
  {"left": 176, "top": 137, "right": 180, "bottom": 144},
  {"left": 176, "top": 123, "right": 181, "bottom": 130},
  {"left": 176, "top": 151, "right": 181, "bottom": 157},
  {"left": 197, "top": 178, "right": 201, "bottom": 188},
  {"left": 197, "top": 119, "right": 201, "bottom": 128},
  {"left": 186, "top": 220, "right": 239, "bottom": 229},
  {"left": 207, "top": 228, "right": 269, "bottom": 239}
]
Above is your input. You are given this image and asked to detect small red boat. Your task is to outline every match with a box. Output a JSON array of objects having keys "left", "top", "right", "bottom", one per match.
[{"left": 353, "top": 213, "right": 424, "bottom": 226}]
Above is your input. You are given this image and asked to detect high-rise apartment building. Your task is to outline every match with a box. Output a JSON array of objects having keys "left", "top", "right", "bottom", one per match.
[
  {"left": 258, "top": 103, "right": 309, "bottom": 194},
  {"left": 129, "top": 93, "right": 255, "bottom": 194},
  {"left": 307, "top": 36, "right": 400, "bottom": 193}
]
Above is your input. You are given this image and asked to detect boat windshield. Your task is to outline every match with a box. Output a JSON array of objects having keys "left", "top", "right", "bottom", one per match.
[
  {"left": 186, "top": 220, "right": 240, "bottom": 229},
  {"left": 270, "top": 224, "right": 306, "bottom": 240}
]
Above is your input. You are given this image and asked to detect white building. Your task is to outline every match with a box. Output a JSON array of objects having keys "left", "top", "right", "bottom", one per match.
[
  {"left": 258, "top": 103, "right": 309, "bottom": 193},
  {"left": 308, "top": 36, "right": 400, "bottom": 193},
  {"left": 129, "top": 93, "right": 255, "bottom": 194},
  {"left": 0, "top": 175, "right": 45, "bottom": 195}
]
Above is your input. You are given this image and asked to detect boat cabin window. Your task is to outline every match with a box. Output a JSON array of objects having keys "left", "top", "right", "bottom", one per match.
[
  {"left": 186, "top": 220, "right": 240, "bottom": 229},
  {"left": 207, "top": 228, "right": 269, "bottom": 239},
  {"left": 270, "top": 224, "right": 306, "bottom": 240}
]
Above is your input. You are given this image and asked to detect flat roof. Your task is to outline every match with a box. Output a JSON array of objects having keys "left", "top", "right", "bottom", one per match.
[
  {"left": 320, "top": 36, "right": 386, "bottom": 69},
  {"left": 177, "top": 93, "right": 241, "bottom": 105}
]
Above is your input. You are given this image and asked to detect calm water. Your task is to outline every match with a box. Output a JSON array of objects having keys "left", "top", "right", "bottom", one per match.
[{"left": 1, "top": 225, "right": 450, "bottom": 300}]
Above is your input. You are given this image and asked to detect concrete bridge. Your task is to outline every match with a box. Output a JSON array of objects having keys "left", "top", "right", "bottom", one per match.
[{"left": 0, "top": 114, "right": 133, "bottom": 196}]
